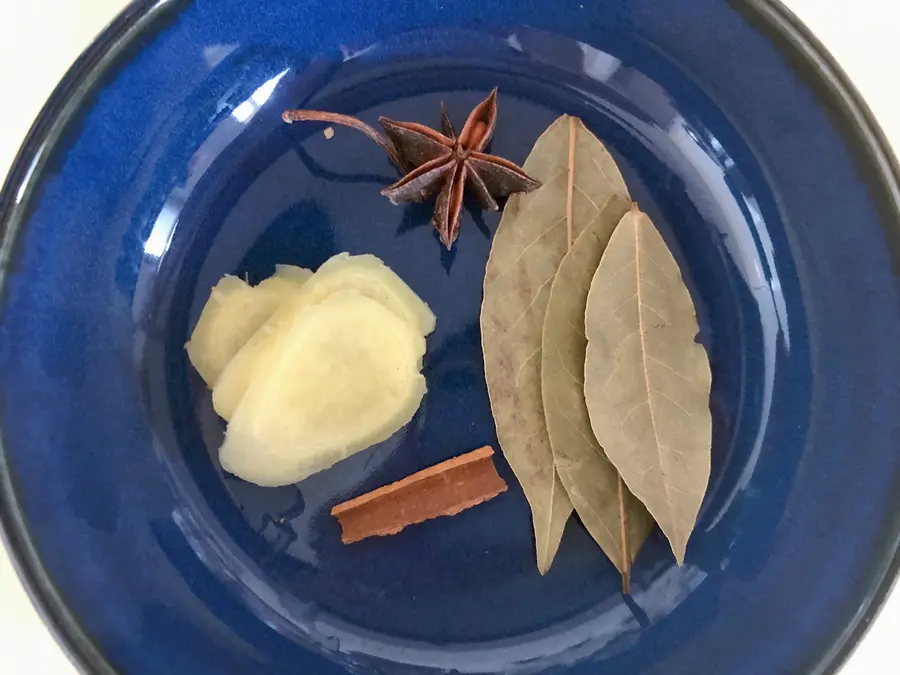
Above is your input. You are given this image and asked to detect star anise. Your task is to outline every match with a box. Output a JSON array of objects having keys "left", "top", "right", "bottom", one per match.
[{"left": 283, "top": 89, "right": 540, "bottom": 248}]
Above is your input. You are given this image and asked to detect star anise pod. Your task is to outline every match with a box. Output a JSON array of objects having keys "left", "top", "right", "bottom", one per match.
[{"left": 283, "top": 89, "right": 540, "bottom": 249}]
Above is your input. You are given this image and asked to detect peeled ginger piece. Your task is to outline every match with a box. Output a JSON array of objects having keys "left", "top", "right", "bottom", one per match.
[
  {"left": 254, "top": 265, "right": 313, "bottom": 305},
  {"left": 300, "top": 253, "right": 436, "bottom": 337},
  {"left": 185, "top": 266, "right": 312, "bottom": 386},
  {"left": 212, "top": 314, "right": 284, "bottom": 421},
  {"left": 212, "top": 253, "right": 435, "bottom": 421},
  {"left": 219, "top": 289, "right": 427, "bottom": 487},
  {"left": 186, "top": 276, "right": 255, "bottom": 385}
]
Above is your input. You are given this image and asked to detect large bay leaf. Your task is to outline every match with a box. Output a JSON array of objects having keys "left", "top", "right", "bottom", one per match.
[
  {"left": 481, "top": 115, "right": 630, "bottom": 574},
  {"left": 541, "top": 194, "right": 653, "bottom": 587},
  {"left": 584, "top": 205, "right": 712, "bottom": 563}
]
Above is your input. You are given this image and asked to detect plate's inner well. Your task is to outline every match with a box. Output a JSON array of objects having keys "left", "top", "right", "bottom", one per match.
[{"left": 138, "top": 27, "right": 796, "bottom": 668}]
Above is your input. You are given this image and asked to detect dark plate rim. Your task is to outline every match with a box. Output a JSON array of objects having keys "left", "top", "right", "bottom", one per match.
[{"left": 1, "top": 1, "right": 898, "bottom": 673}]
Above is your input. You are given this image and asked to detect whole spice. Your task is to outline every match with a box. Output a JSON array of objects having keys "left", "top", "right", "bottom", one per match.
[
  {"left": 283, "top": 89, "right": 540, "bottom": 248},
  {"left": 541, "top": 193, "right": 652, "bottom": 593},
  {"left": 481, "top": 115, "right": 631, "bottom": 575},
  {"left": 331, "top": 446, "right": 508, "bottom": 543},
  {"left": 584, "top": 205, "right": 712, "bottom": 564}
]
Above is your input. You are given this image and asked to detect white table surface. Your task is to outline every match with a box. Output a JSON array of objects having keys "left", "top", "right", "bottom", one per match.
[{"left": 1, "top": 1, "right": 898, "bottom": 673}]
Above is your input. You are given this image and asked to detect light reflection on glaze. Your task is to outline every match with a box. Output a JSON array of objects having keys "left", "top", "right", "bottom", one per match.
[
  {"left": 134, "top": 69, "right": 293, "bottom": 324},
  {"left": 172, "top": 482, "right": 708, "bottom": 675}
]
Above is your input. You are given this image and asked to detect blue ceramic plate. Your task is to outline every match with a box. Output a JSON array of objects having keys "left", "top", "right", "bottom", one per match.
[{"left": 2, "top": 1, "right": 900, "bottom": 673}]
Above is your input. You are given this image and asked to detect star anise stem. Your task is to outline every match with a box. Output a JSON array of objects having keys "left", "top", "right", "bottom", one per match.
[
  {"left": 283, "top": 89, "right": 540, "bottom": 249},
  {"left": 282, "top": 109, "right": 407, "bottom": 171}
]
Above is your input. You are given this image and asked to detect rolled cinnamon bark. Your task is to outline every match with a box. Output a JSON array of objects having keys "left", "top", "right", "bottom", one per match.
[{"left": 331, "top": 446, "right": 507, "bottom": 544}]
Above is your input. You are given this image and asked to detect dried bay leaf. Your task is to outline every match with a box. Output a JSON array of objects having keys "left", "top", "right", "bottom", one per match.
[
  {"left": 481, "top": 116, "right": 630, "bottom": 574},
  {"left": 541, "top": 194, "right": 653, "bottom": 589},
  {"left": 584, "top": 205, "right": 712, "bottom": 564}
]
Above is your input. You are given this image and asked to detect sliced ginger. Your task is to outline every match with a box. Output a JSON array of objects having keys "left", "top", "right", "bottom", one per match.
[
  {"left": 185, "top": 254, "right": 433, "bottom": 487},
  {"left": 219, "top": 290, "right": 427, "bottom": 486},
  {"left": 185, "top": 265, "right": 311, "bottom": 386},
  {"left": 212, "top": 253, "right": 435, "bottom": 421}
]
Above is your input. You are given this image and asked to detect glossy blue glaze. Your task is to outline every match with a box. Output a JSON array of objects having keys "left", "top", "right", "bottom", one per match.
[{"left": 2, "top": 0, "right": 900, "bottom": 673}]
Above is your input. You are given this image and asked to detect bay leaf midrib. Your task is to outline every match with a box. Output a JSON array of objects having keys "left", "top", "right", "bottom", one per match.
[{"left": 634, "top": 219, "right": 676, "bottom": 535}]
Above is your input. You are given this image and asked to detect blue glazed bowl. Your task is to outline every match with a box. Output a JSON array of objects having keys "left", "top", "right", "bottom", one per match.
[{"left": 2, "top": 0, "right": 900, "bottom": 673}]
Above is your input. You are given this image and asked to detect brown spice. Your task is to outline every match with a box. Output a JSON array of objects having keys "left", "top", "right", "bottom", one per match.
[
  {"left": 283, "top": 90, "right": 540, "bottom": 249},
  {"left": 331, "top": 446, "right": 507, "bottom": 544}
]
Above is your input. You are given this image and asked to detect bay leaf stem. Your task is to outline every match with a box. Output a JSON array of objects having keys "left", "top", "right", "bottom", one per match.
[
  {"left": 618, "top": 475, "right": 630, "bottom": 594},
  {"left": 566, "top": 116, "right": 576, "bottom": 249}
]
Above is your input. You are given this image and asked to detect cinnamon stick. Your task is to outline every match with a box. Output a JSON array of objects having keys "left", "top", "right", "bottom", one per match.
[{"left": 331, "top": 446, "right": 507, "bottom": 544}]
